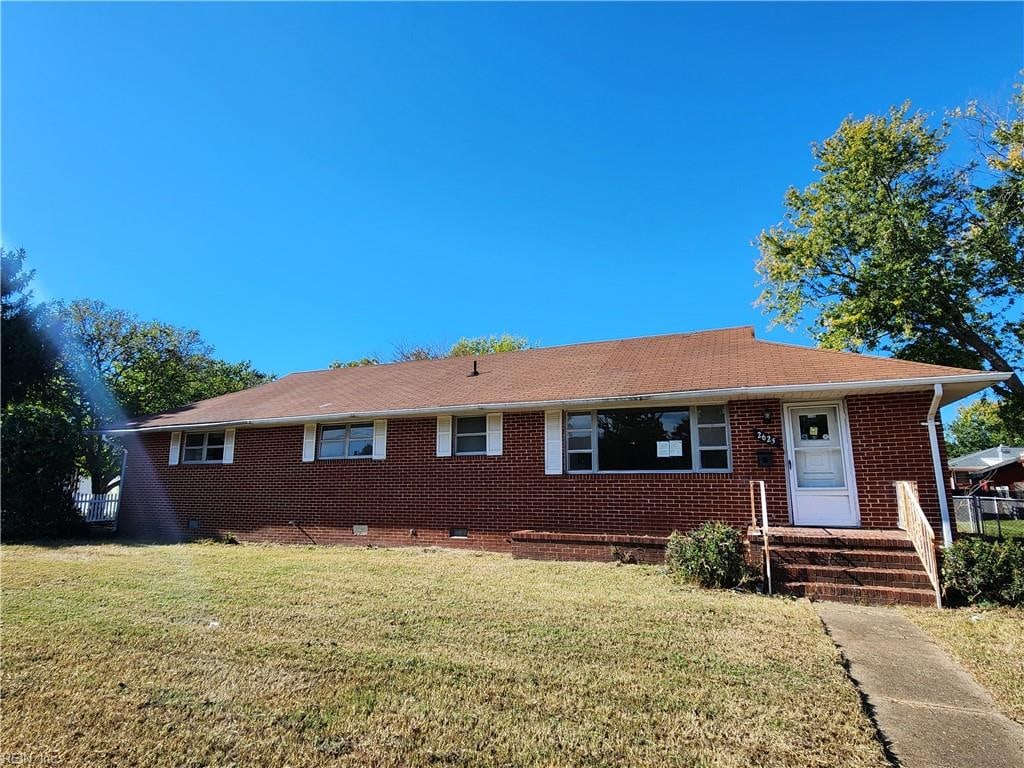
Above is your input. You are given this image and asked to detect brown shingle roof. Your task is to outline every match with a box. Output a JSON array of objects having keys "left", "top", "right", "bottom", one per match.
[{"left": 113, "top": 326, "right": 1002, "bottom": 430}]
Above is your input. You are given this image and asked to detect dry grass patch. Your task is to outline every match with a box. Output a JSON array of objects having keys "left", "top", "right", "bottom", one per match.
[
  {"left": 2, "top": 543, "right": 887, "bottom": 767},
  {"left": 903, "top": 605, "right": 1024, "bottom": 724}
]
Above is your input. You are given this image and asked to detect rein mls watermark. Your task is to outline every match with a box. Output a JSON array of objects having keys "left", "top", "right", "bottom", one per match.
[{"left": 1, "top": 751, "right": 61, "bottom": 766}]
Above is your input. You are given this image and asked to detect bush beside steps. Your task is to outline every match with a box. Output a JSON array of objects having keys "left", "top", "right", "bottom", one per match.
[
  {"left": 942, "top": 537, "right": 1024, "bottom": 607},
  {"left": 665, "top": 522, "right": 752, "bottom": 589}
]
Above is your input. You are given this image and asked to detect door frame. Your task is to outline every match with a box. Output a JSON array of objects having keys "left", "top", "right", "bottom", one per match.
[{"left": 782, "top": 400, "right": 860, "bottom": 527}]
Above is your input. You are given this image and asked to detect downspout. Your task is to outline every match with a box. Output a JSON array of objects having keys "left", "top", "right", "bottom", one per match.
[{"left": 924, "top": 383, "right": 953, "bottom": 547}]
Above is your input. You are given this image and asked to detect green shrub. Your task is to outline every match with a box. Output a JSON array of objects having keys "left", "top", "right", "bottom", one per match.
[
  {"left": 665, "top": 522, "right": 749, "bottom": 589},
  {"left": 998, "top": 542, "right": 1024, "bottom": 606},
  {"left": 1, "top": 403, "right": 85, "bottom": 540},
  {"left": 942, "top": 537, "right": 1024, "bottom": 607}
]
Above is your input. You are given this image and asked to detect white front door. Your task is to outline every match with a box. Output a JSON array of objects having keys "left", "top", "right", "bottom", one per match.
[{"left": 785, "top": 404, "right": 858, "bottom": 527}]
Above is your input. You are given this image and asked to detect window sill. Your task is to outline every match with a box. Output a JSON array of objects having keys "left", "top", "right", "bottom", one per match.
[{"left": 316, "top": 456, "right": 373, "bottom": 461}]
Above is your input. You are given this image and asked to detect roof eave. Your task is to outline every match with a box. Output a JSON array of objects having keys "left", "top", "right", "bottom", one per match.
[{"left": 101, "top": 371, "right": 1010, "bottom": 434}]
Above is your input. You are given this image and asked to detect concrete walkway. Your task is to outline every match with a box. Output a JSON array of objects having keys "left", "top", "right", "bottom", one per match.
[{"left": 814, "top": 602, "right": 1024, "bottom": 768}]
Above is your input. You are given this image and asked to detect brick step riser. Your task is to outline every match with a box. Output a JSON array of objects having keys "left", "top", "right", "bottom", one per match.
[
  {"left": 770, "top": 549, "right": 923, "bottom": 568},
  {"left": 772, "top": 566, "right": 932, "bottom": 589},
  {"left": 779, "top": 583, "right": 936, "bottom": 607},
  {"left": 763, "top": 536, "right": 914, "bottom": 551}
]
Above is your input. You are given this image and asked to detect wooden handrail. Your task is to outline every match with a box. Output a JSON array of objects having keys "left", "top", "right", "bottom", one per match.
[
  {"left": 750, "top": 480, "right": 772, "bottom": 596},
  {"left": 894, "top": 481, "right": 942, "bottom": 608}
]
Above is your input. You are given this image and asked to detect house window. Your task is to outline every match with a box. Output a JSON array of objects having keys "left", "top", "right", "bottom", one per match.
[
  {"left": 566, "top": 411, "right": 596, "bottom": 471},
  {"left": 454, "top": 416, "right": 487, "bottom": 455},
  {"left": 449, "top": 527, "right": 469, "bottom": 539},
  {"left": 319, "top": 423, "right": 373, "bottom": 459},
  {"left": 565, "top": 406, "right": 730, "bottom": 473},
  {"left": 599, "top": 409, "right": 692, "bottom": 471},
  {"left": 696, "top": 405, "right": 730, "bottom": 469},
  {"left": 182, "top": 431, "right": 225, "bottom": 463}
]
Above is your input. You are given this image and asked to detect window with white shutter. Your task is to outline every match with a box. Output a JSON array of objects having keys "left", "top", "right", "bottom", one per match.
[
  {"left": 181, "top": 431, "right": 226, "bottom": 463},
  {"left": 319, "top": 423, "right": 373, "bottom": 459},
  {"left": 454, "top": 416, "right": 487, "bottom": 455}
]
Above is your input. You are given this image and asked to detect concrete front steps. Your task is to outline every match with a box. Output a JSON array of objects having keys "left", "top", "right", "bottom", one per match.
[{"left": 749, "top": 527, "right": 939, "bottom": 607}]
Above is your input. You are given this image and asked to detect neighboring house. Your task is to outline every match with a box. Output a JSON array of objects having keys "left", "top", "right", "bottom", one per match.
[
  {"left": 108, "top": 327, "right": 1008, "bottom": 605},
  {"left": 949, "top": 445, "right": 1024, "bottom": 495}
]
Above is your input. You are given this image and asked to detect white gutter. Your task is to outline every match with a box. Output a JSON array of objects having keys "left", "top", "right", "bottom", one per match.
[
  {"left": 101, "top": 370, "right": 1010, "bottom": 434},
  {"left": 924, "top": 382, "right": 953, "bottom": 547}
]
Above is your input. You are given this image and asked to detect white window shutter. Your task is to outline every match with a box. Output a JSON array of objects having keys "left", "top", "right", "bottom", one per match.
[
  {"left": 486, "top": 413, "right": 503, "bottom": 456},
  {"left": 302, "top": 423, "right": 317, "bottom": 462},
  {"left": 544, "top": 410, "right": 563, "bottom": 475},
  {"left": 168, "top": 432, "right": 181, "bottom": 466},
  {"left": 436, "top": 415, "right": 452, "bottom": 457},
  {"left": 372, "top": 419, "right": 387, "bottom": 460},
  {"left": 223, "top": 428, "right": 236, "bottom": 464}
]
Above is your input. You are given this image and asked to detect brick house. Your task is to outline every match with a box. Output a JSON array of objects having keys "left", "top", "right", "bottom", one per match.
[
  {"left": 110, "top": 327, "right": 1007, "bottom": 604},
  {"left": 949, "top": 444, "right": 1024, "bottom": 494}
]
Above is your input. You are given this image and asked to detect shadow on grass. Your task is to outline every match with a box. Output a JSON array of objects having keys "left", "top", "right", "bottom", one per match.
[{"left": 1, "top": 531, "right": 189, "bottom": 549}]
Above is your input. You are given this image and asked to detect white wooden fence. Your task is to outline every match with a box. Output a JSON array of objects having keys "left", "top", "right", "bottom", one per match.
[{"left": 73, "top": 492, "right": 120, "bottom": 525}]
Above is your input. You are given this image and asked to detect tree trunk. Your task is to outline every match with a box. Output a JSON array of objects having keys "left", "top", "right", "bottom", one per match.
[{"left": 85, "top": 434, "right": 120, "bottom": 495}]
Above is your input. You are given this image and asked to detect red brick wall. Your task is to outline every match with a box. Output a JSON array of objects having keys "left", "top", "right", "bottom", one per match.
[
  {"left": 846, "top": 391, "right": 946, "bottom": 531},
  {"left": 118, "top": 399, "right": 789, "bottom": 548},
  {"left": 510, "top": 531, "right": 668, "bottom": 564},
  {"left": 117, "top": 392, "right": 947, "bottom": 550}
]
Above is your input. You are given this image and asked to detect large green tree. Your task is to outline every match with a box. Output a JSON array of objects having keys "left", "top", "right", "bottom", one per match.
[
  {"left": 1, "top": 250, "right": 79, "bottom": 536},
  {"left": 56, "top": 299, "right": 272, "bottom": 492},
  {"left": 1, "top": 248, "right": 60, "bottom": 408},
  {"left": 946, "top": 398, "right": 1024, "bottom": 457},
  {"left": 1, "top": 251, "right": 274, "bottom": 532},
  {"left": 756, "top": 89, "right": 1023, "bottom": 429},
  {"left": 0, "top": 402, "right": 83, "bottom": 539}
]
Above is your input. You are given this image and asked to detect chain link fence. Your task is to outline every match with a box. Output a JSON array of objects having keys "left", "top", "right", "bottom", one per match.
[{"left": 952, "top": 496, "right": 1024, "bottom": 539}]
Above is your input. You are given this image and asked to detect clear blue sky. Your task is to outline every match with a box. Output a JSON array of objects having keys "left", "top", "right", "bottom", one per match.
[{"left": 3, "top": 2, "right": 1022, "bottom": 378}]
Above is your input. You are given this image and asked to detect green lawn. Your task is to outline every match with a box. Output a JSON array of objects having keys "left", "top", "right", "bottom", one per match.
[
  {"left": 980, "top": 518, "right": 1024, "bottom": 539},
  {"left": 903, "top": 605, "right": 1024, "bottom": 724},
  {"left": 955, "top": 516, "right": 1024, "bottom": 539},
  {"left": 1, "top": 543, "right": 888, "bottom": 767}
]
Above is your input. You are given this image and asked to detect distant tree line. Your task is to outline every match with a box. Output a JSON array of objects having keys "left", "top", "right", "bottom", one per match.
[
  {"left": 329, "top": 333, "right": 531, "bottom": 369},
  {"left": 0, "top": 248, "right": 271, "bottom": 539}
]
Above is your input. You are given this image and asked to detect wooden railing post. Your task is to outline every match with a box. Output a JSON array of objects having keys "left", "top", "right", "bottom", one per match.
[
  {"left": 750, "top": 480, "right": 772, "bottom": 596},
  {"left": 894, "top": 480, "right": 942, "bottom": 608}
]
